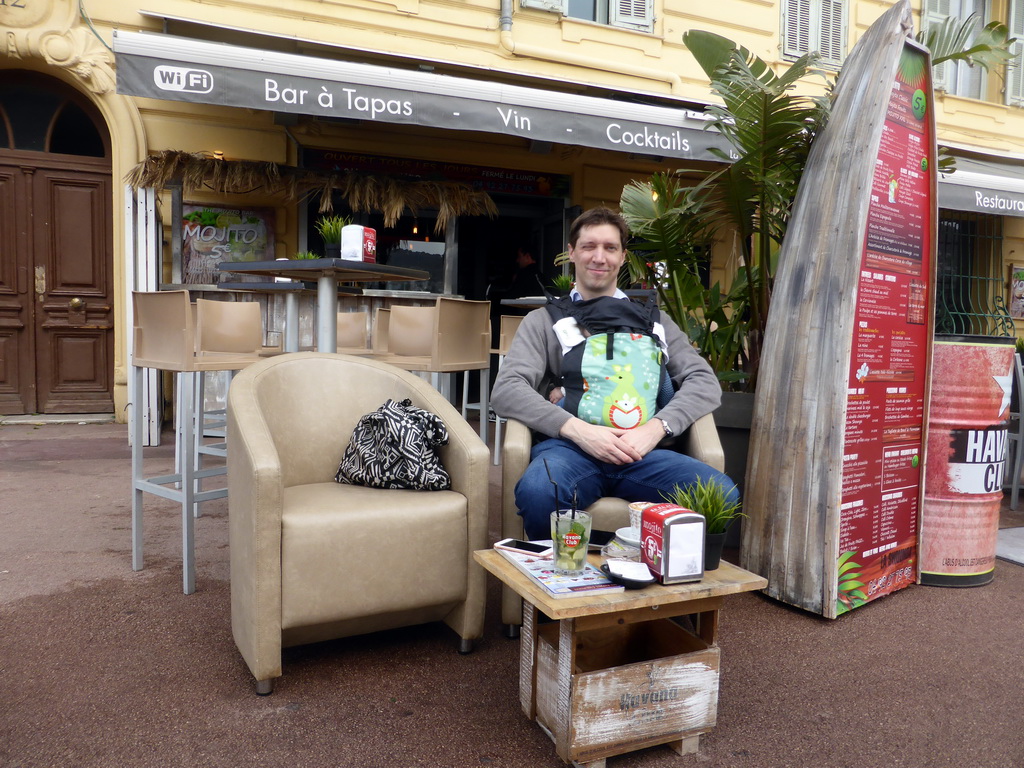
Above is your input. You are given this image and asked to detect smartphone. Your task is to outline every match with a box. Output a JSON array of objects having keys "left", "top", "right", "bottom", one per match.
[
  {"left": 588, "top": 529, "right": 616, "bottom": 550},
  {"left": 494, "top": 538, "right": 553, "bottom": 556}
]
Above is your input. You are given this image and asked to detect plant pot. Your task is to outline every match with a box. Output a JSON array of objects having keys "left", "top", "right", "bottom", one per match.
[
  {"left": 715, "top": 391, "right": 755, "bottom": 549},
  {"left": 704, "top": 531, "right": 727, "bottom": 571},
  {"left": 324, "top": 243, "right": 341, "bottom": 259}
]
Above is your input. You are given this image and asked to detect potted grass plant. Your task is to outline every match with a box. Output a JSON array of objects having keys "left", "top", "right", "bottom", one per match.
[
  {"left": 550, "top": 273, "right": 574, "bottom": 297},
  {"left": 315, "top": 215, "right": 352, "bottom": 258},
  {"left": 663, "top": 477, "right": 743, "bottom": 570}
]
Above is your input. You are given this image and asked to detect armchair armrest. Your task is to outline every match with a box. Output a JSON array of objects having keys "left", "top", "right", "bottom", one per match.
[
  {"left": 227, "top": 379, "right": 286, "bottom": 682},
  {"left": 501, "top": 419, "right": 532, "bottom": 540},
  {"left": 683, "top": 412, "right": 725, "bottom": 473}
]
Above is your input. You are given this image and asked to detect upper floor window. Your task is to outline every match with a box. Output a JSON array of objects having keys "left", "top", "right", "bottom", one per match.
[
  {"left": 782, "top": 0, "right": 847, "bottom": 67},
  {"left": 1008, "top": 0, "right": 1024, "bottom": 106},
  {"left": 520, "top": 0, "right": 654, "bottom": 33},
  {"left": 925, "top": 0, "right": 989, "bottom": 99}
]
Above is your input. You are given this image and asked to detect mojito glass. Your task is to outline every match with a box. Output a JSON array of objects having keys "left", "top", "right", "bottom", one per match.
[{"left": 550, "top": 510, "right": 592, "bottom": 575}]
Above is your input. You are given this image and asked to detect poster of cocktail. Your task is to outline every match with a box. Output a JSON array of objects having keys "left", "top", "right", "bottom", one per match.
[
  {"left": 181, "top": 205, "right": 275, "bottom": 285},
  {"left": 837, "top": 43, "right": 935, "bottom": 615}
]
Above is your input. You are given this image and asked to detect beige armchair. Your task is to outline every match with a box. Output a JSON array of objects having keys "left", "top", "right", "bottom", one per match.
[
  {"left": 500, "top": 414, "right": 725, "bottom": 634},
  {"left": 227, "top": 352, "right": 490, "bottom": 694}
]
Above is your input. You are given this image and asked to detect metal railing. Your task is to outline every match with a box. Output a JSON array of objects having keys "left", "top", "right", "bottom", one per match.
[{"left": 934, "top": 211, "right": 1014, "bottom": 337}]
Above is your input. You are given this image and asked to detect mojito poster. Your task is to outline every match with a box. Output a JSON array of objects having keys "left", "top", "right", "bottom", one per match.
[{"left": 838, "top": 44, "right": 934, "bottom": 615}]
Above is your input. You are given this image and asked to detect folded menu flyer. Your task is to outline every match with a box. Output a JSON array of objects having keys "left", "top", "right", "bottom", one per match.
[{"left": 495, "top": 547, "right": 624, "bottom": 598}]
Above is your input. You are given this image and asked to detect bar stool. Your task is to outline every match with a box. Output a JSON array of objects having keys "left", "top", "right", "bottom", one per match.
[
  {"left": 190, "top": 299, "right": 273, "bottom": 512},
  {"left": 462, "top": 314, "right": 523, "bottom": 464},
  {"left": 130, "top": 291, "right": 263, "bottom": 594},
  {"left": 336, "top": 310, "right": 372, "bottom": 354},
  {"left": 370, "top": 298, "right": 492, "bottom": 443}
]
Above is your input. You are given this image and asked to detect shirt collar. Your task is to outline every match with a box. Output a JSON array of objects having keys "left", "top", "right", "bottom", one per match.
[{"left": 570, "top": 287, "right": 629, "bottom": 302}]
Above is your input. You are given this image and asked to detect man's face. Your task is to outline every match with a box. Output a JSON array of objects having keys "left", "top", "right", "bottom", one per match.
[{"left": 568, "top": 223, "right": 625, "bottom": 298}]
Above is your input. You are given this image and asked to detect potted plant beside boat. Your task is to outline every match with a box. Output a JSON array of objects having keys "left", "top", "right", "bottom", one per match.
[{"left": 663, "top": 477, "right": 743, "bottom": 570}]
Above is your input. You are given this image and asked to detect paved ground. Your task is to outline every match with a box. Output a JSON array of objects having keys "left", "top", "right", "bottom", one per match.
[{"left": 1, "top": 421, "right": 1022, "bottom": 768}]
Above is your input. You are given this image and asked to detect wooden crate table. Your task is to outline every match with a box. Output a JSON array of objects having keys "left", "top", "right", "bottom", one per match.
[{"left": 474, "top": 550, "right": 767, "bottom": 767}]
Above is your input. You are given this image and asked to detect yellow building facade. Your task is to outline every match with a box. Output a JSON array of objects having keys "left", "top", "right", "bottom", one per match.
[{"left": 3, "top": 0, "right": 1024, "bottom": 418}]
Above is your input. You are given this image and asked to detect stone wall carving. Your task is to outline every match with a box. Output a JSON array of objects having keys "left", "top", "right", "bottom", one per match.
[{"left": 1, "top": 0, "right": 115, "bottom": 94}]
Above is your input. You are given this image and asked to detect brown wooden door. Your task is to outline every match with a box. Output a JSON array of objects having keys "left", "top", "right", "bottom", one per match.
[{"left": 0, "top": 151, "right": 113, "bottom": 414}]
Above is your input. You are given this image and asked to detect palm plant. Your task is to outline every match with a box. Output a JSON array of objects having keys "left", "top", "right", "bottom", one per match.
[
  {"left": 623, "top": 31, "right": 829, "bottom": 390},
  {"left": 622, "top": 22, "right": 1016, "bottom": 391},
  {"left": 917, "top": 13, "right": 1015, "bottom": 70},
  {"left": 621, "top": 173, "right": 750, "bottom": 386}
]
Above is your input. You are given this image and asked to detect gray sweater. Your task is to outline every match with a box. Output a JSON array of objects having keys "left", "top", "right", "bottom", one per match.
[{"left": 491, "top": 305, "right": 722, "bottom": 439}]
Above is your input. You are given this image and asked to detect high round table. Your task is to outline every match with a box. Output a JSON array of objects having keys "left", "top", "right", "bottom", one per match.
[{"left": 219, "top": 259, "right": 429, "bottom": 352}]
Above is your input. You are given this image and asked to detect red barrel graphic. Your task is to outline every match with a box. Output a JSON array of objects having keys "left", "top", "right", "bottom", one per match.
[{"left": 920, "top": 334, "right": 1014, "bottom": 586}]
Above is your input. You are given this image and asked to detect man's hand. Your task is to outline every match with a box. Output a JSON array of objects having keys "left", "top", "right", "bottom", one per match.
[
  {"left": 558, "top": 417, "right": 664, "bottom": 464},
  {"left": 618, "top": 418, "right": 667, "bottom": 457}
]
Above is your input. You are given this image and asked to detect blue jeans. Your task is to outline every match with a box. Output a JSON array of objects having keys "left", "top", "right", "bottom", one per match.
[{"left": 514, "top": 437, "right": 739, "bottom": 540}]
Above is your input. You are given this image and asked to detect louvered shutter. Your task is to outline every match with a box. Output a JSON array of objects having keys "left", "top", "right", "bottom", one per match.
[
  {"left": 818, "top": 0, "right": 847, "bottom": 66},
  {"left": 784, "top": 0, "right": 813, "bottom": 58},
  {"left": 520, "top": 0, "right": 568, "bottom": 12},
  {"left": 1008, "top": 0, "right": 1024, "bottom": 105},
  {"left": 957, "top": 50, "right": 985, "bottom": 98},
  {"left": 925, "top": 0, "right": 953, "bottom": 91},
  {"left": 609, "top": 0, "right": 654, "bottom": 32}
]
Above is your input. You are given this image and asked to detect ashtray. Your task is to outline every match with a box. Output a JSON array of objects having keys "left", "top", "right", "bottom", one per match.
[
  {"left": 601, "top": 561, "right": 656, "bottom": 589},
  {"left": 601, "top": 540, "right": 641, "bottom": 562}
]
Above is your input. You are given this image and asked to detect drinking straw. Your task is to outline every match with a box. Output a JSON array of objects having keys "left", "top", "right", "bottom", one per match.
[{"left": 543, "top": 458, "right": 559, "bottom": 517}]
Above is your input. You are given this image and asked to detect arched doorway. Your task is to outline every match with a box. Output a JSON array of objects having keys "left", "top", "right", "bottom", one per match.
[{"left": 0, "top": 72, "right": 113, "bottom": 415}]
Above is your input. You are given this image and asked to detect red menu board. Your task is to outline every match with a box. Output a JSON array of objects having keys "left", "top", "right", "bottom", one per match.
[{"left": 837, "top": 44, "right": 934, "bottom": 615}]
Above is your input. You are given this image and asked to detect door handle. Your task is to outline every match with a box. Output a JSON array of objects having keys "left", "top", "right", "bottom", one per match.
[{"left": 69, "top": 297, "right": 85, "bottom": 310}]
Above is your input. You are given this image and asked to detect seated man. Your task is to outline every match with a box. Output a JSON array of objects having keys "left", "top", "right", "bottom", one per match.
[{"left": 491, "top": 207, "right": 737, "bottom": 539}]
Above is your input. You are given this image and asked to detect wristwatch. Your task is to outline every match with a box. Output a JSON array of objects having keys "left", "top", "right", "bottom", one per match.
[{"left": 657, "top": 417, "right": 673, "bottom": 438}]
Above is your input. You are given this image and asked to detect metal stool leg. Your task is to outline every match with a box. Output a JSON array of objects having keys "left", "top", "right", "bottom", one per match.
[
  {"left": 179, "top": 371, "right": 198, "bottom": 595},
  {"left": 131, "top": 364, "right": 146, "bottom": 572}
]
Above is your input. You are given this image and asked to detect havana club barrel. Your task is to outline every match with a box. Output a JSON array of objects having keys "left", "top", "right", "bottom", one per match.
[{"left": 919, "top": 334, "right": 1015, "bottom": 586}]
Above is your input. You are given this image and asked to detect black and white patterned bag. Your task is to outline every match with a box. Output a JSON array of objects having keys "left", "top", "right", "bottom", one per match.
[{"left": 335, "top": 398, "right": 451, "bottom": 491}]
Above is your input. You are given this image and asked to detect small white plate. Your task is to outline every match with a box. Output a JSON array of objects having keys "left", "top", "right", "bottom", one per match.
[{"left": 615, "top": 526, "right": 641, "bottom": 547}]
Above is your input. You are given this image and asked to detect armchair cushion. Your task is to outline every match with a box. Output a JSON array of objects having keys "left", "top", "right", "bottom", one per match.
[{"left": 281, "top": 483, "right": 468, "bottom": 629}]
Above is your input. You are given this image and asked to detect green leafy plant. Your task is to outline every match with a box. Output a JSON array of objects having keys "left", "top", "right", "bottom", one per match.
[
  {"left": 293, "top": 250, "right": 319, "bottom": 260},
  {"left": 550, "top": 273, "right": 574, "bottom": 295},
  {"left": 622, "top": 32, "right": 830, "bottom": 391},
  {"left": 314, "top": 215, "right": 352, "bottom": 244},
  {"left": 917, "top": 13, "right": 1015, "bottom": 70},
  {"left": 662, "top": 476, "right": 743, "bottom": 535},
  {"left": 622, "top": 22, "right": 1016, "bottom": 391},
  {"left": 622, "top": 173, "right": 751, "bottom": 387}
]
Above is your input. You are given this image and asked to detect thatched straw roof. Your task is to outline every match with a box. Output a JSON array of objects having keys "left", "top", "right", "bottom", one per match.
[{"left": 126, "top": 150, "right": 498, "bottom": 232}]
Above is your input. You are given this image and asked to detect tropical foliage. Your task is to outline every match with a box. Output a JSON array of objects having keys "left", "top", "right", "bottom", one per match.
[
  {"left": 917, "top": 13, "right": 1015, "bottom": 70},
  {"left": 621, "top": 21, "right": 1016, "bottom": 391},
  {"left": 622, "top": 31, "right": 829, "bottom": 390}
]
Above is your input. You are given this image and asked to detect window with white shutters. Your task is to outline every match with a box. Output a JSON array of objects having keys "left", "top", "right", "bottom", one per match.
[
  {"left": 1007, "top": 0, "right": 1024, "bottom": 105},
  {"left": 925, "top": 0, "right": 988, "bottom": 99},
  {"left": 526, "top": 0, "right": 653, "bottom": 33},
  {"left": 783, "top": 0, "right": 847, "bottom": 67},
  {"left": 609, "top": 0, "right": 654, "bottom": 32}
]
